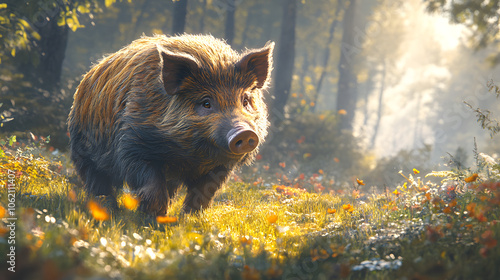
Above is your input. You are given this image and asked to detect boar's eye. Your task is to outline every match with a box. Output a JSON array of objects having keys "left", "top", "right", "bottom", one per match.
[
  {"left": 196, "top": 97, "right": 214, "bottom": 116},
  {"left": 202, "top": 100, "right": 211, "bottom": 109},
  {"left": 242, "top": 98, "right": 249, "bottom": 107}
]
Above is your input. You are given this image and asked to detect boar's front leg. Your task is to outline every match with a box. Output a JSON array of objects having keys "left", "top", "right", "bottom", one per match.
[
  {"left": 182, "top": 166, "right": 231, "bottom": 213},
  {"left": 126, "top": 164, "right": 177, "bottom": 216}
]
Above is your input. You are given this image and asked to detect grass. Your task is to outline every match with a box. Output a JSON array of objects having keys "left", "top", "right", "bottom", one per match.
[{"left": 1, "top": 143, "right": 500, "bottom": 280}]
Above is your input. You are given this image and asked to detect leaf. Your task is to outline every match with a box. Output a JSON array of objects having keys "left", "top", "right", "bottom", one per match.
[
  {"left": 77, "top": 4, "right": 90, "bottom": 14},
  {"left": 18, "top": 18, "right": 30, "bottom": 28},
  {"left": 10, "top": 48, "right": 15, "bottom": 57},
  {"left": 8, "top": 135, "right": 16, "bottom": 146},
  {"left": 105, "top": 0, "right": 115, "bottom": 7},
  {"left": 0, "top": 3, "right": 7, "bottom": 9},
  {"left": 425, "top": 171, "right": 454, "bottom": 178},
  {"left": 31, "top": 31, "right": 41, "bottom": 41}
]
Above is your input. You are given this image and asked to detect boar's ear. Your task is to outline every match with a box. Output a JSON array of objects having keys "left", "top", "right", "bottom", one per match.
[
  {"left": 158, "top": 46, "right": 200, "bottom": 95},
  {"left": 236, "top": 41, "right": 274, "bottom": 89}
]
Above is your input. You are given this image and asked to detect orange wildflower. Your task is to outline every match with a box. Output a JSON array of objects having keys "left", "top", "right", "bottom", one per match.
[
  {"left": 267, "top": 213, "right": 278, "bottom": 224},
  {"left": 356, "top": 178, "right": 365, "bottom": 186},
  {"left": 87, "top": 200, "right": 110, "bottom": 221},
  {"left": 240, "top": 236, "right": 252, "bottom": 246},
  {"left": 449, "top": 199, "right": 457, "bottom": 207},
  {"left": 68, "top": 189, "right": 77, "bottom": 203},
  {"left": 464, "top": 173, "right": 479, "bottom": 183},
  {"left": 156, "top": 216, "right": 177, "bottom": 224},
  {"left": 466, "top": 203, "right": 476, "bottom": 217},
  {"left": 122, "top": 193, "right": 140, "bottom": 210},
  {"left": 342, "top": 204, "right": 354, "bottom": 213},
  {"left": 327, "top": 208, "right": 336, "bottom": 214}
]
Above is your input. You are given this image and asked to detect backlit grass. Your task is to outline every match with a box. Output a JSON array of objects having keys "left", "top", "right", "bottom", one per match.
[{"left": 1, "top": 143, "right": 500, "bottom": 279}]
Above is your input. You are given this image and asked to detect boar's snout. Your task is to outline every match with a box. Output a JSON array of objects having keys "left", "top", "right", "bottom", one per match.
[{"left": 227, "top": 125, "right": 259, "bottom": 155}]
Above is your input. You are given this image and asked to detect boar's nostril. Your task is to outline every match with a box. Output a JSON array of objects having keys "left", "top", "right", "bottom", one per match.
[{"left": 227, "top": 128, "right": 259, "bottom": 155}]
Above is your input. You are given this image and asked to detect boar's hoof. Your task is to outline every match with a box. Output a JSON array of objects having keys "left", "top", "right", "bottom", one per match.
[{"left": 227, "top": 127, "right": 259, "bottom": 154}]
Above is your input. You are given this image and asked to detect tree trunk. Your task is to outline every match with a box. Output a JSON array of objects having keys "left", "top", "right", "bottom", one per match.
[
  {"left": 362, "top": 67, "right": 377, "bottom": 127},
  {"left": 312, "top": 0, "right": 344, "bottom": 112},
  {"left": 336, "top": 0, "right": 358, "bottom": 131},
  {"left": 370, "top": 60, "right": 386, "bottom": 148},
  {"left": 224, "top": 0, "right": 236, "bottom": 45},
  {"left": 198, "top": 0, "right": 207, "bottom": 33},
  {"left": 172, "top": 0, "right": 188, "bottom": 34},
  {"left": 298, "top": 51, "right": 309, "bottom": 95},
  {"left": 272, "top": 0, "right": 297, "bottom": 121},
  {"left": 32, "top": 16, "right": 69, "bottom": 92},
  {"left": 129, "top": 0, "right": 151, "bottom": 42}
]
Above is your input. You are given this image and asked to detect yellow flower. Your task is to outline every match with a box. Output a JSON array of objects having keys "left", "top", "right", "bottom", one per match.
[
  {"left": 338, "top": 109, "right": 347, "bottom": 115},
  {"left": 413, "top": 168, "right": 420, "bottom": 174}
]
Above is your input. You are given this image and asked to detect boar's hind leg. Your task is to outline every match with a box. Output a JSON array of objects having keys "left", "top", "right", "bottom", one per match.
[{"left": 182, "top": 167, "right": 231, "bottom": 213}]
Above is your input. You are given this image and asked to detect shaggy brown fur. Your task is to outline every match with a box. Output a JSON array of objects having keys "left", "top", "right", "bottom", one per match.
[{"left": 68, "top": 34, "right": 273, "bottom": 215}]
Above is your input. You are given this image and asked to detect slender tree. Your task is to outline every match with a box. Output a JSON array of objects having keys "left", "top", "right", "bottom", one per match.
[
  {"left": 312, "top": 0, "right": 344, "bottom": 111},
  {"left": 272, "top": 0, "right": 297, "bottom": 120},
  {"left": 172, "top": 0, "right": 188, "bottom": 34},
  {"left": 370, "top": 59, "right": 386, "bottom": 148},
  {"left": 336, "top": 0, "right": 358, "bottom": 131},
  {"left": 224, "top": 0, "right": 236, "bottom": 45},
  {"left": 198, "top": 0, "right": 207, "bottom": 33}
]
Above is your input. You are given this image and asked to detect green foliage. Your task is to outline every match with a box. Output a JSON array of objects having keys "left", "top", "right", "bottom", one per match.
[
  {"left": 465, "top": 80, "right": 500, "bottom": 138},
  {"left": 256, "top": 110, "right": 365, "bottom": 183},
  {"left": 364, "top": 145, "right": 434, "bottom": 189},
  {"left": 427, "top": 0, "right": 500, "bottom": 64},
  {"left": 0, "top": 0, "right": 101, "bottom": 65},
  {"left": 427, "top": 0, "right": 500, "bottom": 48}
]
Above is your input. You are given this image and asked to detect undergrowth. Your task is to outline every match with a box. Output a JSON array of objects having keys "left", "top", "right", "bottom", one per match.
[{"left": 0, "top": 138, "right": 499, "bottom": 280}]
